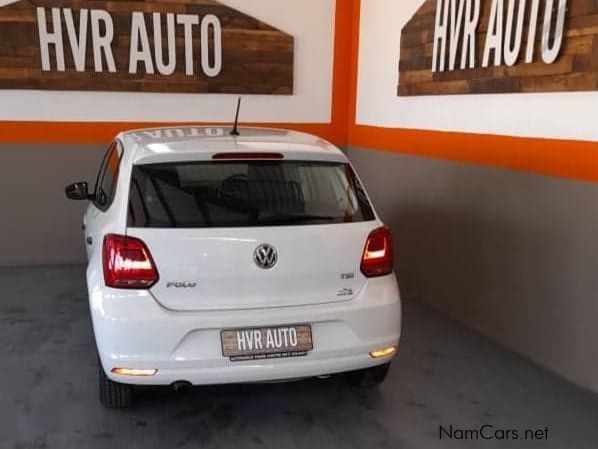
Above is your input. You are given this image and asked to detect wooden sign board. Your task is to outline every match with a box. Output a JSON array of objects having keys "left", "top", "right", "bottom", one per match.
[
  {"left": 398, "top": 0, "right": 598, "bottom": 96},
  {"left": 0, "top": 0, "right": 294, "bottom": 94}
]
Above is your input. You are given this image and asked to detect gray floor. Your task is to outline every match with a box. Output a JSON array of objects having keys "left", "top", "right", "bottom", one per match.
[{"left": 1, "top": 266, "right": 597, "bottom": 449}]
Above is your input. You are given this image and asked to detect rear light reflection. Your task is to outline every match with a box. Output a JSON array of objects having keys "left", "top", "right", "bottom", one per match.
[
  {"left": 103, "top": 234, "right": 159, "bottom": 289},
  {"left": 111, "top": 368, "right": 157, "bottom": 377},
  {"left": 360, "top": 227, "right": 394, "bottom": 277},
  {"left": 369, "top": 346, "right": 397, "bottom": 359}
]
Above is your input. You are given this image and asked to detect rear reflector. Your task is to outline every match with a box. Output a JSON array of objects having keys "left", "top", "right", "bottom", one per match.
[
  {"left": 111, "top": 368, "right": 158, "bottom": 377},
  {"left": 103, "top": 234, "right": 159, "bottom": 289},
  {"left": 212, "top": 152, "right": 284, "bottom": 160},
  {"left": 360, "top": 227, "right": 394, "bottom": 277},
  {"left": 369, "top": 346, "right": 397, "bottom": 359}
]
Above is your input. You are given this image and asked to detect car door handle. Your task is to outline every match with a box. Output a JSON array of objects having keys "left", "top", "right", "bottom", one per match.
[
  {"left": 82, "top": 224, "right": 86, "bottom": 231},
  {"left": 86, "top": 236, "right": 93, "bottom": 246}
]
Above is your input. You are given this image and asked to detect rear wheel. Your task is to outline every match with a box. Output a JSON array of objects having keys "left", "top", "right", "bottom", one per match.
[
  {"left": 99, "top": 364, "right": 133, "bottom": 408},
  {"left": 346, "top": 362, "right": 391, "bottom": 387}
]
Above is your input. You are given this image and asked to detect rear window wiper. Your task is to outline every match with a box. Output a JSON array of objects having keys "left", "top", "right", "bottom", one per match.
[{"left": 257, "top": 214, "right": 335, "bottom": 225}]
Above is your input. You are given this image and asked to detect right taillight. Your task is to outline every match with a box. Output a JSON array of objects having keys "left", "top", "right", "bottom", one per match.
[
  {"left": 103, "top": 234, "right": 159, "bottom": 289},
  {"left": 360, "top": 227, "right": 394, "bottom": 277}
]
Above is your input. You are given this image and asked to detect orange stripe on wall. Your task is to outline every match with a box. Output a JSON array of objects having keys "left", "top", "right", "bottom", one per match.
[{"left": 350, "top": 125, "right": 598, "bottom": 183}]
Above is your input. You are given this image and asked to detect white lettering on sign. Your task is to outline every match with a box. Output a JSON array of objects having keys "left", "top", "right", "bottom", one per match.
[
  {"left": 504, "top": 0, "right": 526, "bottom": 67},
  {"left": 433, "top": 0, "right": 482, "bottom": 72},
  {"left": 461, "top": 0, "right": 480, "bottom": 69},
  {"left": 266, "top": 330, "right": 275, "bottom": 349},
  {"left": 542, "top": 0, "right": 567, "bottom": 64},
  {"left": 35, "top": 7, "right": 222, "bottom": 77},
  {"left": 200, "top": 14, "right": 223, "bottom": 77},
  {"left": 254, "top": 331, "right": 263, "bottom": 350},
  {"left": 235, "top": 327, "right": 300, "bottom": 353},
  {"left": 154, "top": 13, "right": 176, "bottom": 76},
  {"left": 90, "top": 9, "right": 116, "bottom": 72},
  {"left": 37, "top": 8, "right": 65, "bottom": 72},
  {"left": 525, "top": 0, "right": 541, "bottom": 62},
  {"left": 177, "top": 14, "right": 200, "bottom": 76},
  {"left": 130, "top": 12, "right": 154, "bottom": 74},
  {"left": 448, "top": 0, "right": 465, "bottom": 71},
  {"left": 63, "top": 8, "right": 88, "bottom": 72},
  {"left": 482, "top": 0, "right": 503, "bottom": 67},
  {"left": 288, "top": 328, "right": 298, "bottom": 346},
  {"left": 432, "top": 0, "right": 449, "bottom": 72},
  {"left": 432, "top": 0, "right": 568, "bottom": 72},
  {"left": 237, "top": 330, "right": 246, "bottom": 350},
  {"left": 236, "top": 330, "right": 263, "bottom": 351}
]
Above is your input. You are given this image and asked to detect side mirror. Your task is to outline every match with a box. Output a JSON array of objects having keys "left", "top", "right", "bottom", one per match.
[{"left": 65, "top": 182, "right": 90, "bottom": 201}]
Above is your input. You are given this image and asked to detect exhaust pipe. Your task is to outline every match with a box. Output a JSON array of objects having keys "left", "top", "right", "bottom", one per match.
[{"left": 172, "top": 380, "right": 192, "bottom": 394}]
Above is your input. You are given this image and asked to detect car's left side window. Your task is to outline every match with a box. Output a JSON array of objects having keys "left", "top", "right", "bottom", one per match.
[{"left": 93, "top": 141, "right": 122, "bottom": 212}]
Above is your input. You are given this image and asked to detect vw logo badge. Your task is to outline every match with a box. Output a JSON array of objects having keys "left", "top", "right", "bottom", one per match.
[{"left": 254, "top": 244, "right": 278, "bottom": 269}]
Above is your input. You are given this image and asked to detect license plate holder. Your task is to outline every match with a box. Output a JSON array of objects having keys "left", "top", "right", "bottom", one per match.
[{"left": 221, "top": 324, "right": 313, "bottom": 361}]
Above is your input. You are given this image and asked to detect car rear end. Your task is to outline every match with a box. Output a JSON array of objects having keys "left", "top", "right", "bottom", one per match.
[{"left": 90, "top": 134, "right": 401, "bottom": 391}]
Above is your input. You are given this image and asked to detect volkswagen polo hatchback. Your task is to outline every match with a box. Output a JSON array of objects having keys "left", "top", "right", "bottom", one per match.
[{"left": 66, "top": 126, "right": 401, "bottom": 408}]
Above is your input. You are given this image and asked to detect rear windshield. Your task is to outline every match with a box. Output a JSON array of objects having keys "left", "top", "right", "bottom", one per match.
[{"left": 127, "top": 161, "right": 375, "bottom": 228}]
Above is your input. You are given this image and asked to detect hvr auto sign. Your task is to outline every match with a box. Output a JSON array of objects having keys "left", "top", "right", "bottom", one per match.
[
  {"left": 397, "top": 0, "right": 598, "bottom": 96},
  {"left": 0, "top": 0, "right": 294, "bottom": 95},
  {"left": 36, "top": 8, "right": 222, "bottom": 77},
  {"left": 432, "top": 0, "right": 567, "bottom": 72}
]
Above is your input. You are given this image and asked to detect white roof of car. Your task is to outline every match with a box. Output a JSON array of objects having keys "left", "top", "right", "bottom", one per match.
[{"left": 119, "top": 126, "right": 347, "bottom": 165}]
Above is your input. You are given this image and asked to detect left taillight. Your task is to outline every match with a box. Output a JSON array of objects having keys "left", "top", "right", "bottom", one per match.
[{"left": 103, "top": 234, "right": 159, "bottom": 289}]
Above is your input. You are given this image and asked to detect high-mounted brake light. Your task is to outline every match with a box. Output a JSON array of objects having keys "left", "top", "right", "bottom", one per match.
[
  {"left": 212, "top": 152, "right": 284, "bottom": 160},
  {"left": 103, "top": 234, "right": 159, "bottom": 289},
  {"left": 360, "top": 227, "right": 394, "bottom": 277}
]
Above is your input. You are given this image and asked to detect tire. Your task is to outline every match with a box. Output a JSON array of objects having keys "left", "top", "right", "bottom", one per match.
[
  {"left": 99, "top": 364, "right": 133, "bottom": 408},
  {"left": 346, "top": 362, "right": 391, "bottom": 388}
]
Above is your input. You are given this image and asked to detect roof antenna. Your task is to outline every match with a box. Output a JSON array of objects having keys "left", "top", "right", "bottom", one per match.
[{"left": 230, "top": 97, "right": 242, "bottom": 136}]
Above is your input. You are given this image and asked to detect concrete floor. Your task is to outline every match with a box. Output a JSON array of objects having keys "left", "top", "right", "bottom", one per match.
[{"left": 1, "top": 266, "right": 597, "bottom": 449}]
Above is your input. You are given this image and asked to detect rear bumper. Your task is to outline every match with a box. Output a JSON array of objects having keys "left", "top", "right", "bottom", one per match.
[{"left": 88, "top": 272, "right": 401, "bottom": 386}]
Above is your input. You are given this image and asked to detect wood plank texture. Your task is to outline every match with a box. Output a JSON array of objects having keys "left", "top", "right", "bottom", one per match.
[
  {"left": 0, "top": 0, "right": 294, "bottom": 94},
  {"left": 398, "top": 0, "right": 598, "bottom": 96}
]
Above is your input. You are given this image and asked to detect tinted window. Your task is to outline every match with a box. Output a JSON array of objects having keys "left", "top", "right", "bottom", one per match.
[
  {"left": 94, "top": 142, "right": 121, "bottom": 210},
  {"left": 128, "top": 161, "right": 375, "bottom": 228}
]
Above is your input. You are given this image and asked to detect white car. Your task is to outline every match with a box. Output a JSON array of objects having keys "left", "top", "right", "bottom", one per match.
[{"left": 66, "top": 126, "right": 401, "bottom": 408}]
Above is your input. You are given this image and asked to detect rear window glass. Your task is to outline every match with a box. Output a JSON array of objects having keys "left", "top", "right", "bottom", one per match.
[{"left": 127, "top": 161, "right": 375, "bottom": 228}]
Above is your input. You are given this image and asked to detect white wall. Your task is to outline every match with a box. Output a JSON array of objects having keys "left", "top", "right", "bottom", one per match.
[
  {"left": 356, "top": 0, "right": 598, "bottom": 142},
  {"left": 0, "top": 0, "right": 336, "bottom": 123}
]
